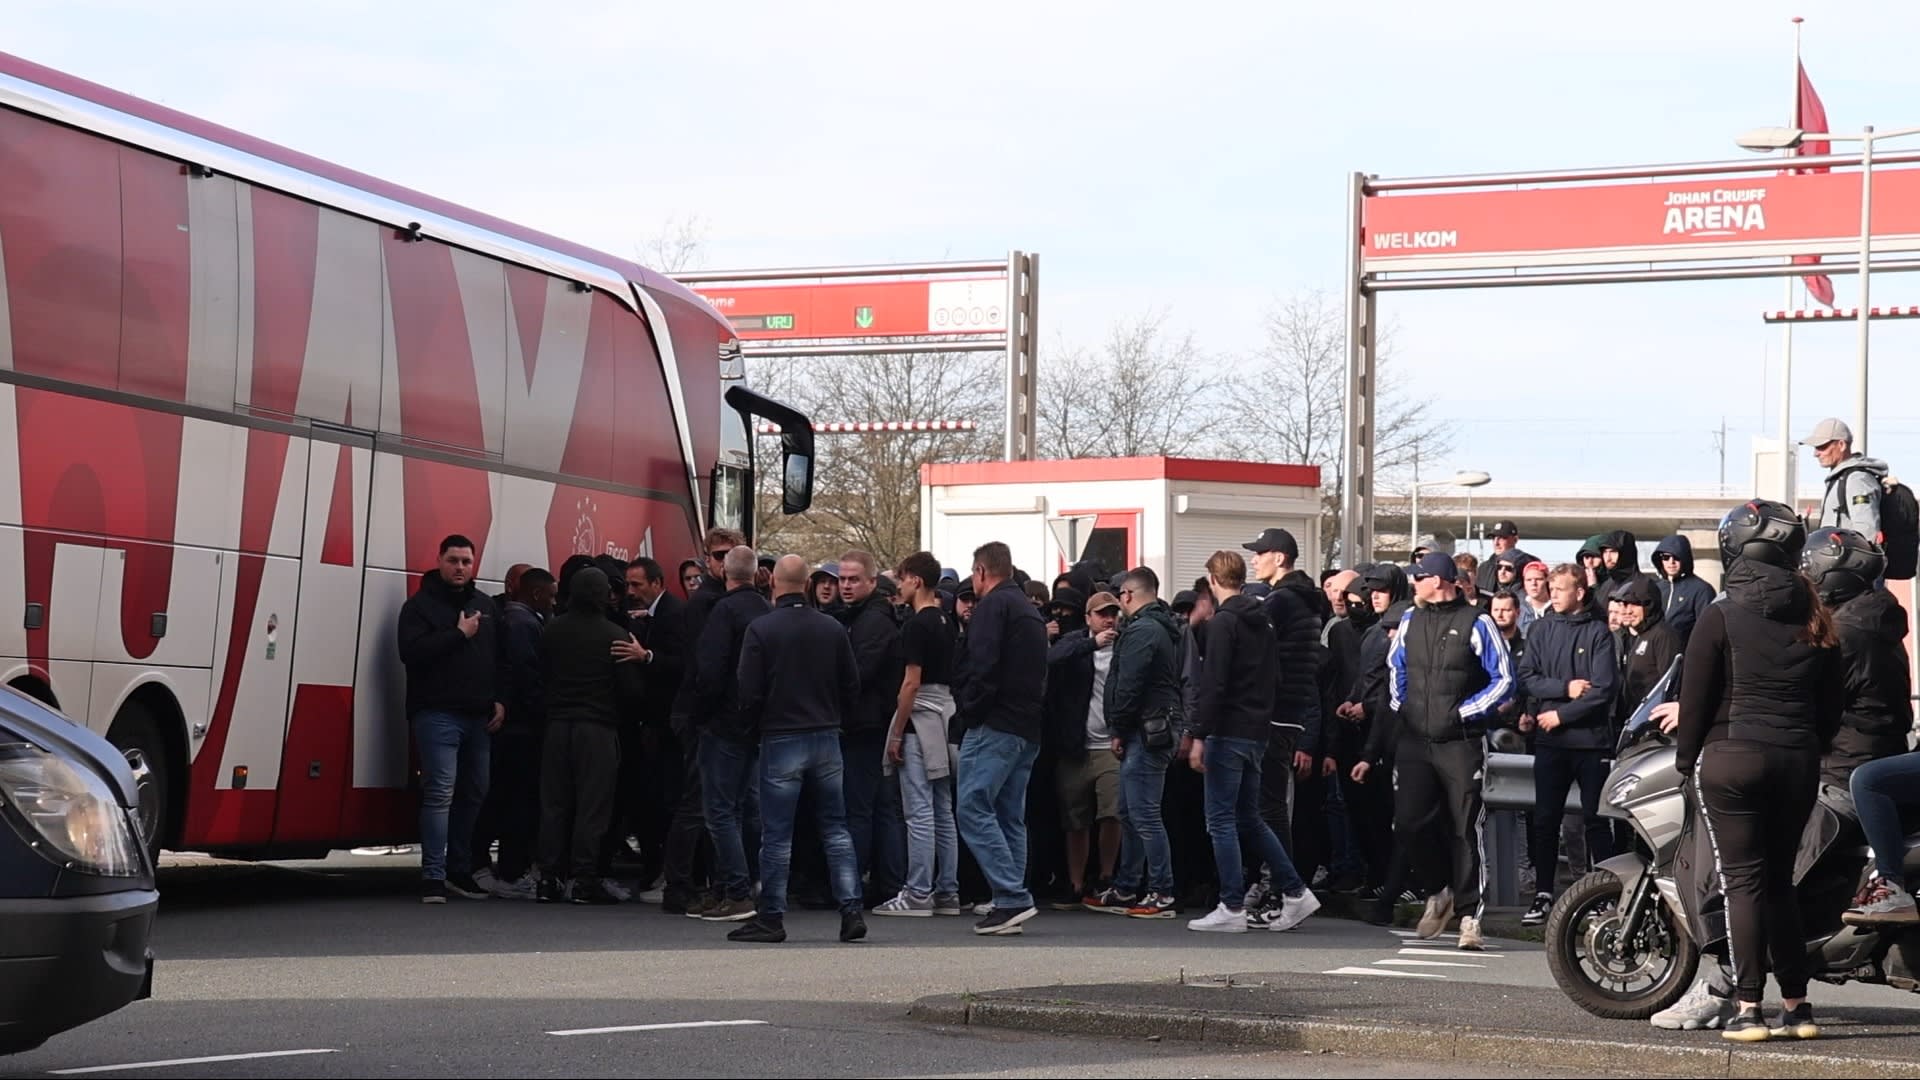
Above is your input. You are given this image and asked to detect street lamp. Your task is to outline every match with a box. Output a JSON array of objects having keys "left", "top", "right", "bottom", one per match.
[
  {"left": 1737, "top": 123, "right": 1920, "bottom": 456},
  {"left": 1409, "top": 469, "right": 1492, "bottom": 558}
]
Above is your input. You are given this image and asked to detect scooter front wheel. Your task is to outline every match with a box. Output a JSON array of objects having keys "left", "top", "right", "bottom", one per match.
[{"left": 1546, "top": 869, "right": 1699, "bottom": 1020}]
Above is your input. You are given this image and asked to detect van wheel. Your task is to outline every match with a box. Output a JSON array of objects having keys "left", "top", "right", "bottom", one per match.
[{"left": 107, "top": 704, "right": 171, "bottom": 865}]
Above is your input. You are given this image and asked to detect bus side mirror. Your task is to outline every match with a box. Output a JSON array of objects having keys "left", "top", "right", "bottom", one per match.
[{"left": 782, "top": 444, "right": 813, "bottom": 514}]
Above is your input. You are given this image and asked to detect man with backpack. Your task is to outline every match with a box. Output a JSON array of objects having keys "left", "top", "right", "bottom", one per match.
[{"left": 1804, "top": 417, "right": 1918, "bottom": 580}]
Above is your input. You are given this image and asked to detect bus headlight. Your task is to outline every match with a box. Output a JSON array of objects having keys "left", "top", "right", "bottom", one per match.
[{"left": 0, "top": 741, "right": 143, "bottom": 876}]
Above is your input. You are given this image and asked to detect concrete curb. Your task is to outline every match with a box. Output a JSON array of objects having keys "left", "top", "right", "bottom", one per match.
[{"left": 908, "top": 993, "right": 1920, "bottom": 1079}]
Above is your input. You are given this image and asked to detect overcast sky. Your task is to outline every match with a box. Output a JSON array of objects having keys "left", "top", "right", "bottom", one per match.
[{"left": 14, "top": 0, "right": 1920, "bottom": 495}]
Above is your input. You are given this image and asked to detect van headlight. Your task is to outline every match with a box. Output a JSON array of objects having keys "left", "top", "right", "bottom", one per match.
[
  {"left": 1607, "top": 775, "right": 1642, "bottom": 809},
  {"left": 0, "top": 741, "right": 143, "bottom": 876}
]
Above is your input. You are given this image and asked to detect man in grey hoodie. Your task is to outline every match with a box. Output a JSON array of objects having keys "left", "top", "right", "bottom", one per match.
[{"left": 1804, "top": 417, "right": 1889, "bottom": 539}]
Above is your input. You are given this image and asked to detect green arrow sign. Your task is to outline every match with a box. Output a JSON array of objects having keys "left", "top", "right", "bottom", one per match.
[{"left": 854, "top": 306, "right": 875, "bottom": 329}]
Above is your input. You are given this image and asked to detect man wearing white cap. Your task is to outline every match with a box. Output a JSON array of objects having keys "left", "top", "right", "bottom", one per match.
[{"left": 1803, "top": 417, "right": 1890, "bottom": 538}]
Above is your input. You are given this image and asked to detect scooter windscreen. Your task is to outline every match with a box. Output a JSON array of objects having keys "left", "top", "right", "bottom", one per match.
[{"left": 1617, "top": 655, "right": 1682, "bottom": 756}]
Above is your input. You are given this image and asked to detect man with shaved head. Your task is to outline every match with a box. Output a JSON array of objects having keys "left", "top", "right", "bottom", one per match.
[
  {"left": 686, "top": 545, "right": 771, "bottom": 921},
  {"left": 727, "top": 554, "right": 867, "bottom": 944}
]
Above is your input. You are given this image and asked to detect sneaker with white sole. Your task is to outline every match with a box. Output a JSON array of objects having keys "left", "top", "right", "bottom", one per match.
[
  {"left": 973, "top": 906, "right": 1037, "bottom": 936},
  {"left": 1186, "top": 903, "right": 1251, "bottom": 933},
  {"left": 1416, "top": 887, "right": 1454, "bottom": 939},
  {"left": 637, "top": 887, "right": 665, "bottom": 905},
  {"left": 1457, "top": 915, "right": 1484, "bottom": 951},
  {"left": 1650, "top": 975, "right": 1733, "bottom": 1031},
  {"left": 471, "top": 866, "right": 498, "bottom": 893},
  {"left": 1268, "top": 888, "right": 1321, "bottom": 932},
  {"left": 872, "top": 892, "right": 935, "bottom": 917},
  {"left": 1520, "top": 892, "right": 1553, "bottom": 927},
  {"left": 971, "top": 901, "right": 994, "bottom": 917},
  {"left": 444, "top": 873, "right": 492, "bottom": 901},
  {"left": 1843, "top": 875, "right": 1920, "bottom": 927},
  {"left": 490, "top": 872, "right": 539, "bottom": 901},
  {"left": 932, "top": 894, "right": 964, "bottom": 916},
  {"left": 601, "top": 879, "right": 633, "bottom": 903}
]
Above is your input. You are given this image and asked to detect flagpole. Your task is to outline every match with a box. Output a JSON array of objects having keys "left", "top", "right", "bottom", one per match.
[{"left": 1777, "top": 15, "right": 1804, "bottom": 504}]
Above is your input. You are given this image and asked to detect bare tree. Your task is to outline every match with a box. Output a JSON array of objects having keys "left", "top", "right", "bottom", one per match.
[
  {"left": 1037, "top": 313, "right": 1219, "bottom": 459},
  {"left": 640, "top": 212, "right": 708, "bottom": 273},
  {"left": 1224, "top": 290, "right": 1451, "bottom": 565}
]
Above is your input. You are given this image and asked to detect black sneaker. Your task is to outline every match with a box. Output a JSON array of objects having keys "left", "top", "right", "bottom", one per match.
[
  {"left": 1723, "top": 1005, "right": 1770, "bottom": 1043},
  {"left": 660, "top": 890, "right": 692, "bottom": 915},
  {"left": 571, "top": 878, "right": 620, "bottom": 905},
  {"left": 973, "top": 906, "right": 1038, "bottom": 936},
  {"left": 1047, "top": 883, "right": 1083, "bottom": 912},
  {"left": 728, "top": 916, "right": 787, "bottom": 943},
  {"left": 421, "top": 878, "right": 447, "bottom": 905},
  {"left": 445, "top": 872, "right": 491, "bottom": 901},
  {"left": 840, "top": 911, "right": 868, "bottom": 943},
  {"left": 537, "top": 877, "right": 566, "bottom": 904},
  {"left": 1521, "top": 893, "right": 1553, "bottom": 927},
  {"left": 1771, "top": 1002, "right": 1819, "bottom": 1040}
]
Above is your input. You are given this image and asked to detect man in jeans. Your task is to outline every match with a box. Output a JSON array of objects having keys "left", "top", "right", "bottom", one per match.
[
  {"left": 836, "top": 550, "right": 908, "bottom": 906},
  {"left": 955, "top": 541, "right": 1050, "bottom": 936},
  {"left": 1095, "top": 566, "right": 1184, "bottom": 919},
  {"left": 1184, "top": 550, "right": 1320, "bottom": 934},
  {"left": 397, "top": 534, "right": 506, "bottom": 904},
  {"left": 873, "top": 552, "right": 962, "bottom": 917},
  {"left": 689, "top": 546, "right": 772, "bottom": 922},
  {"left": 727, "top": 556, "right": 867, "bottom": 945}
]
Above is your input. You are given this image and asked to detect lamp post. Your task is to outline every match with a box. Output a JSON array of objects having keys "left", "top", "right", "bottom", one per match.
[
  {"left": 1737, "top": 124, "right": 1920, "bottom": 456},
  {"left": 1409, "top": 469, "right": 1492, "bottom": 558}
]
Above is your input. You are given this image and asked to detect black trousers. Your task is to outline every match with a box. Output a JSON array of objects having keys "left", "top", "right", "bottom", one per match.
[
  {"left": 473, "top": 726, "right": 541, "bottom": 881},
  {"left": 1696, "top": 739, "right": 1819, "bottom": 1002},
  {"left": 1529, "top": 744, "right": 1614, "bottom": 896},
  {"left": 538, "top": 719, "right": 621, "bottom": 881},
  {"left": 1341, "top": 768, "right": 1394, "bottom": 887},
  {"left": 662, "top": 723, "right": 710, "bottom": 900},
  {"left": 1258, "top": 732, "right": 1299, "bottom": 856},
  {"left": 635, "top": 724, "right": 683, "bottom": 871},
  {"left": 1391, "top": 736, "right": 1488, "bottom": 918},
  {"left": 597, "top": 720, "right": 648, "bottom": 875}
]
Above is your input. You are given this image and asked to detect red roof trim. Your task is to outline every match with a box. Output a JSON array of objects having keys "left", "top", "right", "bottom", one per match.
[{"left": 920, "top": 456, "right": 1320, "bottom": 489}]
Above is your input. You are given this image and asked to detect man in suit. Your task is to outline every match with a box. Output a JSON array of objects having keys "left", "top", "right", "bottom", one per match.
[{"left": 604, "top": 558, "right": 687, "bottom": 891}]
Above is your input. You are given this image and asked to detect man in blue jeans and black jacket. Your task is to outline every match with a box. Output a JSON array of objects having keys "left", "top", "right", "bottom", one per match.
[
  {"left": 955, "top": 541, "right": 1050, "bottom": 936},
  {"left": 1095, "top": 566, "right": 1185, "bottom": 919}
]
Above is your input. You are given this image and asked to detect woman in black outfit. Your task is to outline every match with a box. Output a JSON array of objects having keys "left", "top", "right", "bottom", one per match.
[{"left": 1674, "top": 500, "right": 1843, "bottom": 1042}]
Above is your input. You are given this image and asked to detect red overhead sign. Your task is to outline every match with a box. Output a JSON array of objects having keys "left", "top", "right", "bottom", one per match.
[
  {"left": 693, "top": 277, "right": 1008, "bottom": 340},
  {"left": 1362, "top": 167, "right": 1920, "bottom": 272}
]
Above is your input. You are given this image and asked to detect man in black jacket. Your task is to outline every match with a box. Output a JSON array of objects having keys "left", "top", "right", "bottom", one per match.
[
  {"left": 617, "top": 558, "right": 687, "bottom": 896},
  {"left": 687, "top": 546, "right": 773, "bottom": 922},
  {"left": 473, "top": 566, "right": 553, "bottom": 899},
  {"left": 954, "top": 541, "right": 1050, "bottom": 936},
  {"left": 661, "top": 527, "right": 744, "bottom": 913},
  {"left": 1595, "top": 530, "right": 1645, "bottom": 609},
  {"left": 836, "top": 549, "right": 907, "bottom": 906},
  {"left": 1652, "top": 535, "right": 1716, "bottom": 646},
  {"left": 1807, "top": 530, "right": 1914, "bottom": 786},
  {"left": 397, "top": 534, "right": 506, "bottom": 904},
  {"left": 1184, "top": 550, "right": 1319, "bottom": 934},
  {"left": 1614, "top": 576, "right": 1682, "bottom": 729},
  {"left": 1474, "top": 522, "right": 1538, "bottom": 598},
  {"left": 535, "top": 566, "right": 646, "bottom": 905},
  {"left": 1099, "top": 567, "right": 1185, "bottom": 917},
  {"left": 1243, "top": 527, "right": 1326, "bottom": 919},
  {"left": 727, "top": 555, "right": 866, "bottom": 945}
]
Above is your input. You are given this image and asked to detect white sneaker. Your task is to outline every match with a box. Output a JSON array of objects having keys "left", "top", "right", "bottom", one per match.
[
  {"left": 1186, "top": 903, "right": 1251, "bottom": 933},
  {"left": 1650, "top": 975, "right": 1733, "bottom": 1031},
  {"left": 1268, "top": 888, "right": 1322, "bottom": 932},
  {"left": 471, "top": 866, "right": 498, "bottom": 892},
  {"left": 637, "top": 887, "right": 665, "bottom": 904},
  {"left": 1417, "top": 888, "right": 1454, "bottom": 939},
  {"left": 601, "top": 879, "right": 633, "bottom": 903},
  {"left": 490, "top": 871, "right": 539, "bottom": 901},
  {"left": 972, "top": 901, "right": 994, "bottom": 917},
  {"left": 1457, "top": 915, "right": 1484, "bottom": 951}
]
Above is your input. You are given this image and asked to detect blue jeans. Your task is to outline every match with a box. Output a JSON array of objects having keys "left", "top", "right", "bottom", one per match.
[
  {"left": 758, "top": 731, "right": 861, "bottom": 918},
  {"left": 843, "top": 728, "right": 907, "bottom": 900},
  {"left": 1204, "top": 736, "right": 1304, "bottom": 906},
  {"left": 1114, "top": 733, "right": 1175, "bottom": 896},
  {"left": 413, "top": 710, "right": 491, "bottom": 880},
  {"left": 898, "top": 734, "right": 959, "bottom": 899},
  {"left": 956, "top": 725, "right": 1040, "bottom": 911},
  {"left": 699, "top": 733, "right": 760, "bottom": 901},
  {"left": 1852, "top": 751, "right": 1920, "bottom": 882}
]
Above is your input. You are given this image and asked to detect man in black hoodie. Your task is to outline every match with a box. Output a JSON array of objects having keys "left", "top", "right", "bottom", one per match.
[
  {"left": 397, "top": 534, "right": 506, "bottom": 904},
  {"left": 836, "top": 549, "right": 907, "bottom": 906},
  {"left": 1805, "top": 529, "right": 1914, "bottom": 786},
  {"left": 1242, "top": 527, "right": 1326, "bottom": 905},
  {"left": 1614, "top": 576, "right": 1683, "bottom": 729},
  {"left": 727, "top": 556, "right": 866, "bottom": 945},
  {"left": 473, "top": 566, "right": 554, "bottom": 899},
  {"left": 1515, "top": 564, "right": 1619, "bottom": 927},
  {"left": 1594, "top": 530, "right": 1645, "bottom": 609},
  {"left": 535, "top": 566, "right": 646, "bottom": 905},
  {"left": 661, "top": 527, "right": 744, "bottom": 914},
  {"left": 1652, "top": 535, "right": 1716, "bottom": 645}
]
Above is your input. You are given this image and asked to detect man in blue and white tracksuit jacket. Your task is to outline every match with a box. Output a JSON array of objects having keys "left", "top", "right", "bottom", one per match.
[{"left": 1364, "top": 552, "right": 1513, "bottom": 947}]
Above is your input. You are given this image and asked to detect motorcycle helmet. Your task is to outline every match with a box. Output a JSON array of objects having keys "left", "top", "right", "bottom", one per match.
[
  {"left": 1717, "top": 499, "right": 1806, "bottom": 567},
  {"left": 1802, "top": 527, "right": 1884, "bottom": 603}
]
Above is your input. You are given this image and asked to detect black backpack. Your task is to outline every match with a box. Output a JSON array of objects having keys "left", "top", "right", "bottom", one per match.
[{"left": 1828, "top": 466, "right": 1919, "bottom": 580}]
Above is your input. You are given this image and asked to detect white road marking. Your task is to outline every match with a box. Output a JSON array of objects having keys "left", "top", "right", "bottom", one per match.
[
  {"left": 1376, "top": 958, "right": 1486, "bottom": 968},
  {"left": 1322, "top": 965, "right": 1445, "bottom": 979},
  {"left": 1390, "top": 929, "right": 1458, "bottom": 939},
  {"left": 546, "top": 1019, "right": 770, "bottom": 1037},
  {"left": 52, "top": 1050, "right": 339, "bottom": 1075},
  {"left": 1399, "top": 947, "right": 1505, "bottom": 958}
]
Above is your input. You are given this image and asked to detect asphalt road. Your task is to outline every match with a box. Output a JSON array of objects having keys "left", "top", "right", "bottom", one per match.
[{"left": 3, "top": 853, "right": 1900, "bottom": 1077}]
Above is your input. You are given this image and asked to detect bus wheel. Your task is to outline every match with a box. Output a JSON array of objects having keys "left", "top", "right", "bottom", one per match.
[{"left": 107, "top": 703, "right": 170, "bottom": 866}]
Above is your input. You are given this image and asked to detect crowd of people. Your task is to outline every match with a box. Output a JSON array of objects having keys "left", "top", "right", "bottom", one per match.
[{"left": 391, "top": 415, "right": 1920, "bottom": 1038}]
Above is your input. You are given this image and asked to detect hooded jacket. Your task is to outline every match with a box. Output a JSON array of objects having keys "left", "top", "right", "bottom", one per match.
[
  {"left": 1475, "top": 544, "right": 1539, "bottom": 598},
  {"left": 1190, "top": 594, "right": 1279, "bottom": 743},
  {"left": 1675, "top": 559, "right": 1845, "bottom": 772},
  {"left": 537, "top": 568, "right": 645, "bottom": 728},
  {"left": 1615, "top": 579, "right": 1683, "bottom": 729},
  {"left": 839, "top": 593, "right": 903, "bottom": 734},
  {"left": 1262, "top": 569, "right": 1327, "bottom": 750},
  {"left": 1516, "top": 604, "right": 1618, "bottom": 751},
  {"left": 692, "top": 584, "right": 774, "bottom": 742},
  {"left": 1106, "top": 599, "right": 1183, "bottom": 736},
  {"left": 1593, "top": 530, "right": 1643, "bottom": 609},
  {"left": 1823, "top": 586, "right": 1915, "bottom": 785},
  {"left": 1817, "top": 454, "right": 1891, "bottom": 536},
  {"left": 397, "top": 568, "right": 503, "bottom": 718},
  {"left": 1652, "top": 535, "right": 1716, "bottom": 645}
]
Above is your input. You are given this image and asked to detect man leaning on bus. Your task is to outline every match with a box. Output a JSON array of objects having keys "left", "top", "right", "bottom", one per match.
[{"left": 398, "top": 534, "right": 508, "bottom": 904}]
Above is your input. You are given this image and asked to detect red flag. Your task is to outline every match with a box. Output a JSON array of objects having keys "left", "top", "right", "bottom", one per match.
[{"left": 1793, "top": 62, "right": 1835, "bottom": 307}]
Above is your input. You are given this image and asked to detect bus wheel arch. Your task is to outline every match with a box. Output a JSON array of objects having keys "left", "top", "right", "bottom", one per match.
[
  {"left": 8, "top": 674, "right": 58, "bottom": 709},
  {"left": 106, "top": 684, "right": 188, "bottom": 861}
]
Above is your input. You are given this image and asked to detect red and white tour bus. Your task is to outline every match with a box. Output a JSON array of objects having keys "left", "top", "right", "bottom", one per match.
[{"left": 0, "top": 52, "right": 813, "bottom": 858}]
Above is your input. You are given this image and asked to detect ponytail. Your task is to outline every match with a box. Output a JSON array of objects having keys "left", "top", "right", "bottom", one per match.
[{"left": 1797, "top": 573, "right": 1840, "bottom": 649}]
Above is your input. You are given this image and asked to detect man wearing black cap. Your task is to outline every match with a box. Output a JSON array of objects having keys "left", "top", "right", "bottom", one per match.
[
  {"left": 1242, "top": 527, "right": 1328, "bottom": 921},
  {"left": 1474, "top": 522, "right": 1536, "bottom": 598},
  {"left": 1358, "top": 551, "right": 1514, "bottom": 951}
]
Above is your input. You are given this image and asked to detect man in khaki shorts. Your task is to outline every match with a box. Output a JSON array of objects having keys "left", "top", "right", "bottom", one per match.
[{"left": 1044, "top": 591, "right": 1124, "bottom": 908}]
